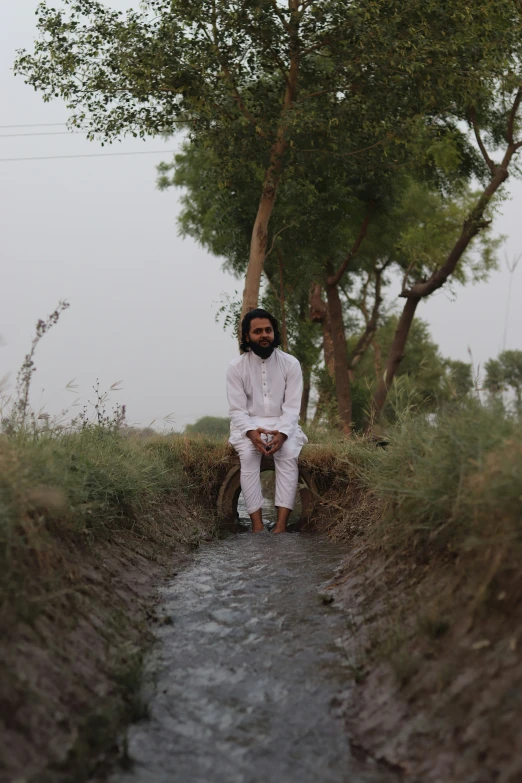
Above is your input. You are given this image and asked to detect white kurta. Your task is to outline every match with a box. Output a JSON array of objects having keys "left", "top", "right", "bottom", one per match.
[{"left": 226, "top": 349, "right": 308, "bottom": 513}]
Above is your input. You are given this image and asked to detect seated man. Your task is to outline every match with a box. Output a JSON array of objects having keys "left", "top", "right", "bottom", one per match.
[{"left": 226, "top": 308, "right": 308, "bottom": 534}]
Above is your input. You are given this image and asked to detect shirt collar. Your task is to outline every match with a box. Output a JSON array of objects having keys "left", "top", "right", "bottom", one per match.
[{"left": 248, "top": 348, "right": 276, "bottom": 363}]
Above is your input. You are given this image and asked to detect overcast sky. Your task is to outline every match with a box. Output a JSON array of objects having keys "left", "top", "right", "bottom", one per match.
[{"left": 2, "top": 1, "right": 522, "bottom": 429}]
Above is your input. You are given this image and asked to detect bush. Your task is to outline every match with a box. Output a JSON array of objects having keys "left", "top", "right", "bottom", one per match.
[
  {"left": 360, "top": 398, "right": 522, "bottom": 561},
  {"left": 185, "top": 416, "right": 230, "bottom": 438},
  {"left": 0, "top": 428, "right": 190, "bottom": 607}
]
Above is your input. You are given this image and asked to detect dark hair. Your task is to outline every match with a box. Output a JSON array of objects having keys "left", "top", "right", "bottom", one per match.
[{"left": 240, "top": 308, "right": 281, "bottom": 353}]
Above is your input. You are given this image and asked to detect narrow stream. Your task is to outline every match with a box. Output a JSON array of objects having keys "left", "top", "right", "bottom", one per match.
[{"left": 111, "top": 532, "right": 399, "bottom": 783}]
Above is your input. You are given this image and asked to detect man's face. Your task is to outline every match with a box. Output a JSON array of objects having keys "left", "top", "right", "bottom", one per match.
[{"left": 247, "top": 317, "right": 274, "bottom": 349}]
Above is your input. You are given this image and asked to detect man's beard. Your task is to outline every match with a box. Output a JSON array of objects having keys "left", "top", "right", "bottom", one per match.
[{"left": 250, "top": 340, "right": 275, "bottom": 359}]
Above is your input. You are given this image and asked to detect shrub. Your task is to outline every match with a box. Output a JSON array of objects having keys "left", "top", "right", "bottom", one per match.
[{"left": 360, "top": 398, "right": 522, "bottom": 562}]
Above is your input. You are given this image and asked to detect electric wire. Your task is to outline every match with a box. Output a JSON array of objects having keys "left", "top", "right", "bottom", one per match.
[
  {"left": 0, "top": 122, "right": 67, "bottom": 128},
  {"left": 0, "top": 149, "right": 176, "bottom": 163},
  {"left": 0, "top": 131, "right": 83, "bottom": 138}
]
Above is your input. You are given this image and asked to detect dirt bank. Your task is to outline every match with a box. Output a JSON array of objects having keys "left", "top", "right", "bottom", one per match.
[
  {"left": 0, "top": 497, "right": 216, "bottom": 783},
  {"left": 324, "top": 542, "right": 522, "bottom": 783},
  {"left": 3, "top": 427, "right": 521, "bottom": 783}
]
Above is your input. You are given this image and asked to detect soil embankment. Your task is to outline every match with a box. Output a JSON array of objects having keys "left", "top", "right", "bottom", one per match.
[
  {"left": 3, "top": 423, "right": 522, "bottom": 782},
  {"left": 324, "top": 542, "right": 522, "bottom": 782},
  {"left": 0, "top": 496, "right": 216, "bottom": 783}
]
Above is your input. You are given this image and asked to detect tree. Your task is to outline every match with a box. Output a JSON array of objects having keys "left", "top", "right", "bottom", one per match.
[
  {"left": 347, "top": 317, "right": 474, "bottom": 429},
  {"left": 185, "top": 416, "right": 230, "bottom": 438},
  {"left": 167, "top": 130, "right": 494, "bottom": 432},
  {"left": 14, "top": 0, "right": 374, "bottom": 321},
  {"left": 443, "top": 360, "right": 474, "bottom": 399},
  {"left": 485, "top": 350, "right": 522, "bottom": 409},
  {"left": 16, "top": 0, "right": 517, "bottom": 330},
  {"left": 368, "top": 0, "right": 522, "bottom": 424}
]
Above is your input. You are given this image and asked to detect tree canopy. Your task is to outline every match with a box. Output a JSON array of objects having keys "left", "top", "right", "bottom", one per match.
[
  {"left": 185, "top": 416, "right": 230, "bottom": 438},
  {"left": 15, "top": 0, "right": 522, "bottom": 431}
]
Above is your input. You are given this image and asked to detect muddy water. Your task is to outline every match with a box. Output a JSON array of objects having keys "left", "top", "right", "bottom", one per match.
[{"left": 112, "top": 535, "right": 398, "bottom": 783}]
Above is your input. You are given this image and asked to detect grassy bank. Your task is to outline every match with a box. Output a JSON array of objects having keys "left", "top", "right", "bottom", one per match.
[
  {"left": 361, "top": 398, "right": 522, "bottom": 567},
  {"left": 320, "top": 400, "right": 522, "bottom": 781},
  {"left": 2, "top": 398, "right": 521, "bottom": 781},
  {"left": 0, "top": 427, "right": 225, "bottom": 782}
]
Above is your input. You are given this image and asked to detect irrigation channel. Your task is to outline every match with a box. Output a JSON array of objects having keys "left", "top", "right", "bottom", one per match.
[{"left": 111, "top": 484, "right": 399, "bottom": 783}]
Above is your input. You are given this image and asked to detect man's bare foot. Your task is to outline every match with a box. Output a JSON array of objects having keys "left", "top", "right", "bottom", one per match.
[
  {"left": 250, "top": 509, "right": 264, "bottom": 533},
  {"left": 273, "top": 506, "right": 291, "bottom": 534}
]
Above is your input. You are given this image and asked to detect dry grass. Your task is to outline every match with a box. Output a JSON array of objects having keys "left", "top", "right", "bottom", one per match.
[
  {"left": 146, "top": 433, "right": 234, "bottom": 505},
  {"left": 358, "top": 399, "right": 522, "bottom": 577},
  {"left": 0, "top": 428, "right": 229, "bottom": 624},
  {"left": 0, "top": 426, "right": 224, "bottom": 782}
]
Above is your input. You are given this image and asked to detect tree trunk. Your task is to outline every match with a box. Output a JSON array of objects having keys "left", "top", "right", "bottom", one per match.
[
  {"left": 371, "top": 339, "right": 382, "bottom": 380},
  {"left": 310, "top": 282, "right": 335, "bottom": 424},
  {"left": 365, "top": 102, "right": 522, "bottom": 427},
  {"left": 322, "top": 313, "right": 335, "bottom": 380},
  {"left": 300, "top": 366, "right": 311, "bottom": 424},
  {"left": 240, "top": 0, "right": 300, "bottom": 323},
  {"left": 277, "top": 247, "right": 288, "bottom": 352},
  {"left": 325, "top": 281, "right": 352, "bottom": 434},
  {"left": 367, "top": 296, "right": 420, "bottom": 427},
  {"left": 241, "top": 163, "right": 281, "bottom": 318},
  {"left": 310, "top": 282, "right": 335, "bottom": 378}
]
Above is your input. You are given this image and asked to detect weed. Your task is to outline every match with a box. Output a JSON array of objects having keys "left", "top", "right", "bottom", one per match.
[
  {"left": 112, "top": 646, "right": 150, "bottom": 723},
  {"left": 357, "top": 398, "right": 522, "bottom": 569},
  {"left": 417, "top": 610, "right": 451, "bottom": 641}
]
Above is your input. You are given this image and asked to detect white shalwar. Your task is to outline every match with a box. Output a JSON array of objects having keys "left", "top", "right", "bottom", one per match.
[{"left": 226, "top": 349, "right": 308, "bottom": 514}]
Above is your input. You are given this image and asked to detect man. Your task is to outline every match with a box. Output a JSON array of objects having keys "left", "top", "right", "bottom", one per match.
[{"left": 226, "top": 308, "right": 308, "bottom": 534}]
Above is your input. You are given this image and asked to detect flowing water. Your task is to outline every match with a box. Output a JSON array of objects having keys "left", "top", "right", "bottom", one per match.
[{"left": 111, "top": 533, "right": 399, "bottom": 783}]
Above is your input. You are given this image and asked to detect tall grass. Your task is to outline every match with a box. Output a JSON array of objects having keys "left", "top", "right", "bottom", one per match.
[
  {"left": 0, "top": 429, "right": 184, "bottom": 607},
  {"left": 359, "top": 398, "right": 522, "bottom": 563}
]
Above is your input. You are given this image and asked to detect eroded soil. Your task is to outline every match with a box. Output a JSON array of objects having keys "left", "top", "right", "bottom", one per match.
[
  {"left": 0, "top": 500, "right": 213, "bottom": 783},
  {"left": 327, "top": 544, "right": 522, "bottom": 783}
]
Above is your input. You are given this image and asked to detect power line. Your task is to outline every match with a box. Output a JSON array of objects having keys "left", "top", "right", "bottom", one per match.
[
  {"left": 0, "top": 122, "right": 67, "bottom": 129},
  {"left": 0, "top": 149, "right": 176, "bottom": 163},
  {"left": 0, "top": 131, "right": 83, "bottom": 138}
]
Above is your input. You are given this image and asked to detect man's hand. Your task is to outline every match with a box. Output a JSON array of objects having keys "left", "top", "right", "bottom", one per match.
[
  {"left": 246, "top": 428, "right": 275, "bottom": 456},
  {"left": 265, "top": 431, "right": 287, "bottom": 456}
]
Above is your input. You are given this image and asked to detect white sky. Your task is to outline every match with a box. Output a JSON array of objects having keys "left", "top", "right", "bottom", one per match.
[{"left": 2, "top": 1, "right": 522, "bottom": 429}]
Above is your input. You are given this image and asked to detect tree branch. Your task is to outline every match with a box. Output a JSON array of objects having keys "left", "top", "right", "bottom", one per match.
[
  {"left": 349, "top": 260, "right": 390, "bottom": 370},
  {"left": 267, "top": 0, "right": 292, "bottom": 33},
  {"left": 326, "top": 204, "right": 374, "bottom": 287},
  {"left": 469, "top": 107, "right": 497, "bottom": 174},
  {"left": 209, "top": 0, "right": 267, "bottom": 138},
  {"left": 400, "top": 257, "right": 418, "bottom": 295},
  {"left": 265, "top": 223, "right": 295, "bottom": 259},
  {"left": 300, "top": 136, "right": 387, "bottom": 157},
  {"left": 506, "top": 86, "right": 522, "bottom": 145}
]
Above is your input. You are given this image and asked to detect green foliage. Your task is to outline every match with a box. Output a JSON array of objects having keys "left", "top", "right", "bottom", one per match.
[
  {"left": 348, "top": 315, "right": 474, "bottom": 429},
  {"left": 485, "top": 350, "right": 522, "bottom": 407},
  {"left": 15, "top": 0, "right": 520, "bottom": 431},
  {"left": 15, "top": 0, "right": 522, "bottom": 151},
  {"left": 0, "top": 428, "right": 229, "bottom": 609},
  {"left": 360, "top": 398, "right": 522, "bottom": 561},
  {"left": 389, "top": 182, "right": 501, "bottom": 289},
  {"left": 443, "top": 359, "right": 474, "bottom": 398},
  {"left": 185, "top": 416, "right": 230, "bottom": 438}
]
